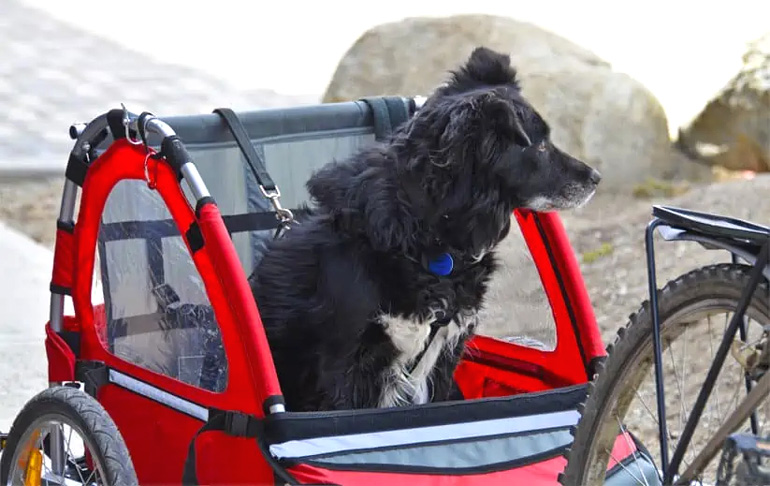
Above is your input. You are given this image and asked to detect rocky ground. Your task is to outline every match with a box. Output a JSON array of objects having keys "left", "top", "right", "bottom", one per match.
[{"left": 2, "top": 172, "right": 768, "bottom": 346}]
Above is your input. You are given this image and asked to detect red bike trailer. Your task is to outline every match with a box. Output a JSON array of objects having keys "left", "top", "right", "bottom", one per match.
[{"left": 27, "top": 98, "right": 657, "bottom": 485}]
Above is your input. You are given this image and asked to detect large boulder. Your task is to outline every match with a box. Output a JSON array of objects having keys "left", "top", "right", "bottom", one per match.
[
  {"left": 323, "top": 15, "right": 705, "bottom": 190},
  {"left": 677, "top": 32, "right": 770, "bottom": 172}
]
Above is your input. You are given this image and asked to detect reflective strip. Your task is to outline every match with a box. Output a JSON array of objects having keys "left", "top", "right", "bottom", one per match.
[
  {"left": 108, "top": 369, "right": 209, "bottom": 421},
  {"left": 312, "top": 428, "right": 573, "bottom": 469},
  {"left": 269, "top": 409, "right": 580, "bottom": 459}
]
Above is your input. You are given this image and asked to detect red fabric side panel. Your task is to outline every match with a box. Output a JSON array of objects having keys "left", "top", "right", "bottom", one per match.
[
  {"left": 62, "top": 315, "right": 80, "bottom": 333},
  {"left": 51, "top": 227, "right": 75, "bottom": 290},
  {"left": 289, "top": 456, "right": 568, "bottom": 486},
  {"left": 92, "top": 304, "right": 107, "bottom": 347},
  {"left": 45, "top": 323, "right": 75, "bottom": 382},
  {"left": 99, "top": 384, "right": 200, "bottom": 485},
  {"left": 608, "top": 431, "right": 640, "bottom": 471},
  {"left": 513, "top": 211, "right": 586, "bottom": 384},
  {"left": 534, "top": 212, "right": 606, "bottom": 362},
  {"left": 100, "top": 384, "right": 274, "bottom": 486},
  {"left": 197, "top": 202, "right": 282, "bottom": 403},
  {"left": 454, "top": 360, "right": 552, "bottom": 399},
  {"left": 196, "top": 432, "right": 272, "bottom": 485}
]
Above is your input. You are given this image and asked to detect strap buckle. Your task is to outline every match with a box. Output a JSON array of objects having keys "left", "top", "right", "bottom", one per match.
[
  {"left": 222, "top": 410, "right": 259, "bottom": 438},
  {"left": 259, "top": 185, "right": 295, "bottom": 231}
]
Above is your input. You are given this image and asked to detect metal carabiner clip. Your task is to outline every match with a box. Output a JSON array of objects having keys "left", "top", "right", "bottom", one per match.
[
  {"left": 121, "top": 103, "right": 143, "bottom": 146},
  {"left": 144, "top": 152, "right": 158, "bottom": 190}
]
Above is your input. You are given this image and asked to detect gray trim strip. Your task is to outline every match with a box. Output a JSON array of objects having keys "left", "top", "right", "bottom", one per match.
[
  {"left": 309, "top": 428, "right": 573, "bottom": 469},
  {"left": 108, "top": 369, "right": 209, "bottom": 422},
  {"left": 269, "top": 409, "right": 580, "bottom": 459}
]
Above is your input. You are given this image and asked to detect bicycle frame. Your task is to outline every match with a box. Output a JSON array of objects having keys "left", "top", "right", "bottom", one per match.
[{"left": 644, "top": 208, "right": 770, "bottom": 484}]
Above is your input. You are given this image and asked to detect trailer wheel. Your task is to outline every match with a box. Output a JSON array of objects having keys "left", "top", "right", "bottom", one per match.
[{"left": 0, "top": 386, "right": 137, "bottom": 486}]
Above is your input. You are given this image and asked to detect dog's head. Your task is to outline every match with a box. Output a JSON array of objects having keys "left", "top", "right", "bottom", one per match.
[
  {"left": 408, "top": 46, "right": 601, "bottom": 213},
  {"left": 306, "top": 47, "right": 601, "bottom": 255}
]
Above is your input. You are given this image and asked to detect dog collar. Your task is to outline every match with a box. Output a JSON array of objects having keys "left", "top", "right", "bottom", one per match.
[{"left": 427, "top": 252, "right": 454, "bottom": 276}]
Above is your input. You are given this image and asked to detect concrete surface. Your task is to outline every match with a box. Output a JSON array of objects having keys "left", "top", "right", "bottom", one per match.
[
  {"left": 0, "top": 220, "right": 103, "bottom": 432},
  {"left": 0, "top": 222, "right": 51, "bottom": 431}
]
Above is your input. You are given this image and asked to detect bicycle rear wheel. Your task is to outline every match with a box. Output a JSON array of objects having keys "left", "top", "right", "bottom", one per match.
[{"left": 561, "top": 264, "right": 770, "bottom": 485}]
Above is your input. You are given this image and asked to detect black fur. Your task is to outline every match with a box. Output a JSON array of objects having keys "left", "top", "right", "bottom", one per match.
[{"left": 250, "top": 47, "right": 601, "bottom": 412}]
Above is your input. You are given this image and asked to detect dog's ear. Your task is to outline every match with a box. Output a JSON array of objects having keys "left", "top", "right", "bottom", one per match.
[
  {"left": 450, "top": 46, "right": 519, "bottom": 89},
  {"left": 439, "top": 90, "right": 530, "bottom": 159}
]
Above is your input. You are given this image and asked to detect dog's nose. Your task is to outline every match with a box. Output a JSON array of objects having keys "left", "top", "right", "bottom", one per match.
[{"left": 588, "top": 169, "right": 602, "bottom": 185}]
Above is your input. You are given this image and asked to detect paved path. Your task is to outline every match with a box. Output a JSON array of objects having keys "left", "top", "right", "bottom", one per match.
[
  {"left": 0, "top": 219, "right": 106, "bottom": 430},
  {"left": 0, "top": 223, "right": 51, "bottom": 430}
]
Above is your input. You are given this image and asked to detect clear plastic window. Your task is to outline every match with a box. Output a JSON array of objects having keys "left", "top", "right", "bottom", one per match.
[
  {"left": 479, "top": 218, "right": 557, "bottom": 351},
  {"left": 97, "top": 180, "right": 227, "bottom": 392}
]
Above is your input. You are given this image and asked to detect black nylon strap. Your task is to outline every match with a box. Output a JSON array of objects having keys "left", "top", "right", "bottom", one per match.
[
  {"left": 136, "top": 111, "right": 155, "bottom": 148},
  {"left": 212, "top": 108, "right": 276, "bottom": 192},
  {"left": 384, "top": 96, "right": 410, "bottom": 129},
  {"left": 65, "top": 153, "right": 88, "bottom": 187},
  {"left": 49, "top": 284, "right": 72, "bottom": 296},
  {"left": 185, "top": 222, "right": 204, "bottom": 254},
  {"left": 360, "top": 97, "right": 410, "bottom": 142},
  {"left": 182, "top": 413, "right": 225, "bottom": 485},
  {"left": 75, "top": 361, "right": 109, "bottom": 398},
  {"left": 182, "top": 410, "right": 260, "bottom": 485},
  {"left": 223, "top": 212, "right": 281, "bottom": 234},
  {"left": 106, "top": 109, "right": 127, "bottom": 140},
  {"left": 99, "top": 213, "right": 280, "bottom": 244},
  {"left": 407, "top": 315, "right": 453, "bottom": 375}
]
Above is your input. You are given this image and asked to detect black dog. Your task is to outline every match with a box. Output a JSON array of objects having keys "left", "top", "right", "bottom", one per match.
[{"left": 250, "top": 47, "right": 601, "bottom": 412}]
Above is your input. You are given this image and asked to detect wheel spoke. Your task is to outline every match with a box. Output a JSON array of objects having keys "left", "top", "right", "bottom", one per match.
[
  {"left": 707, "top": 314, "right": 724, "bottom": 423},
  {"left": 668, "top": 340, "right": 687, "bottom": 435},
  {"left": 617, "top": 417, "right": 652, "bottom": 486},
  {"left": 633, "top": 387, "right": 661, "bottom": 430},
  {"left": 607, "top": 448, "right": 650, "bottom": 486},
  {"left": 84, "top": 466, "right": 99, "bottom": 485}
]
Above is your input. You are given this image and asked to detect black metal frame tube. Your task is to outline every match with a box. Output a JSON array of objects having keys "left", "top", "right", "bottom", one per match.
[
  {"left": 733, "top": 252, "right": 761, "bottom": 435},
  {"left": 645, "top": 218, "right": 670, "bottom": 474}
]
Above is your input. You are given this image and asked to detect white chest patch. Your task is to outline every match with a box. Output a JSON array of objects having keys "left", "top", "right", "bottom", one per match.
[{"left": 377, "top": 311, "right": 477, "bottom": 408}]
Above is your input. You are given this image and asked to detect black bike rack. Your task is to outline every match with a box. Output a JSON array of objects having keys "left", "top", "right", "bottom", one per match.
[{"left": 644, "top": 205, "right": 770, "bottom": 484}]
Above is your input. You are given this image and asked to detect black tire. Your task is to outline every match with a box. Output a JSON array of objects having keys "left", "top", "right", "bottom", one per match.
[
  {"left": 0, "top": 386, "right": 137, "bottom": 486},
  {"left": 561, "top": 264, "right": 770, "bottom": 486}
]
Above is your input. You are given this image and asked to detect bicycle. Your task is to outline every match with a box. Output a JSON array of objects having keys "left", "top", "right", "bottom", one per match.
[{"left": 561, "top": 205, "right": 770, "bottom": 485}]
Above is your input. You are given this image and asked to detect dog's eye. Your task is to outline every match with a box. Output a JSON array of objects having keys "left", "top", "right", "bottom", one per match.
[{"left": 537, "top": 141, "right": 547, "bottom": 153}]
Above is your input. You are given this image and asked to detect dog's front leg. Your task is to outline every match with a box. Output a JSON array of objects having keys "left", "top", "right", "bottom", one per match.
[
  {"left": 315, "top": 326, "right": 395, "bottom": 411},
  {"left": 428, "top": 334, "right": 470, "bottom": 402}
]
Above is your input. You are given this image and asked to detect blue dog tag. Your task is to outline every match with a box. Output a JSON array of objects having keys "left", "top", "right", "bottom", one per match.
[{"left": 428, "top": 253, "right": 454, "bottom": 276}]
